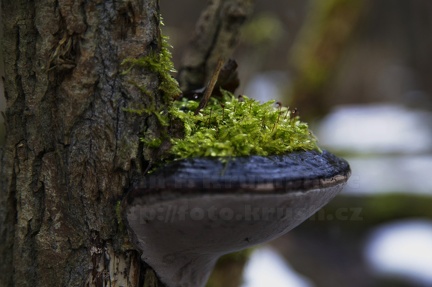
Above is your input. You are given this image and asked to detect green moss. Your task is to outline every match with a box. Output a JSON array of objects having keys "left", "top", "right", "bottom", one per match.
[
  {"left": 169, "top": 90, "right": 320, "bottom": 159},
  {"left": 142, "top": 137, "right": 163, "bottom": 148},
  {"left": 121, "top": 35, "right": 181, "bottom": 101}
]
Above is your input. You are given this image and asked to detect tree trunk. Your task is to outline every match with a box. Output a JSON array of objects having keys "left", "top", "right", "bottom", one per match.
[{"left": 1, "top": 0, "right": 168, "bottom": 286}]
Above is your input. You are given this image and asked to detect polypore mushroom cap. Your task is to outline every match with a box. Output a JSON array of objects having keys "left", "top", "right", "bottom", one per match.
[{"left": 123, "top": 150, "right": 350, "bottom": 287}]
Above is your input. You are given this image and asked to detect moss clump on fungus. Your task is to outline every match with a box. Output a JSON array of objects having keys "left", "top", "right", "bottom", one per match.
[{"left": 169, "top": 90, "right": 320, "bottom": 159}]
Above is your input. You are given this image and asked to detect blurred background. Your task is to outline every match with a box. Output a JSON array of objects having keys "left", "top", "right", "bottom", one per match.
[
  {"left": 160, "top": 0, "right": 432, "bottom": 287},
  {"left": 2, "top": 0, "right": 432, "bottom": 286}
]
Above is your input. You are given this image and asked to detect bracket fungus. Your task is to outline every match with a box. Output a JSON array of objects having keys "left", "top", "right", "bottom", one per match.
[{"left": 123, "top": 150, "right": 350, "bottom": 287}]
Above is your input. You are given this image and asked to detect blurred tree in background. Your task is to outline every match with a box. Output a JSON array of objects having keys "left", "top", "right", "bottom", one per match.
[{"left": 287, "top": 0, "right": 368, "bottom": 120}]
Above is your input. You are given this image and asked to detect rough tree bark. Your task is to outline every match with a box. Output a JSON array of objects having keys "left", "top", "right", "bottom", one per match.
[{"left": 0, "top": 0, "right": 168, "bottom": 286}]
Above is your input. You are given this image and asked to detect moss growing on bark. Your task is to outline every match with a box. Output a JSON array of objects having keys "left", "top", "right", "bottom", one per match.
[
  {"left": 121, "top": 16, "right": 180, "bottom": 153},
  {"left": 121, "top": 34, "right": 181, "bottom": 101}
]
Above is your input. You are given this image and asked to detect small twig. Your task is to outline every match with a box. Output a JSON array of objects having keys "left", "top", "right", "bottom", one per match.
[
  {"left": 207, "top": 106, "right": 213, "bottom": 127},
  {"left": 272, "top": 102, "right": 282, "bottom": 132},
  {"left": 194, "top": 59, "right": 225, "bottom": 115}
]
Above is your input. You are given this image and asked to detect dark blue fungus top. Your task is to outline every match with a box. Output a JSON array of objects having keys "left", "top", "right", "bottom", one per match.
[{"left": 127, "top": 150, "right": 351, "bottom": 202}]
